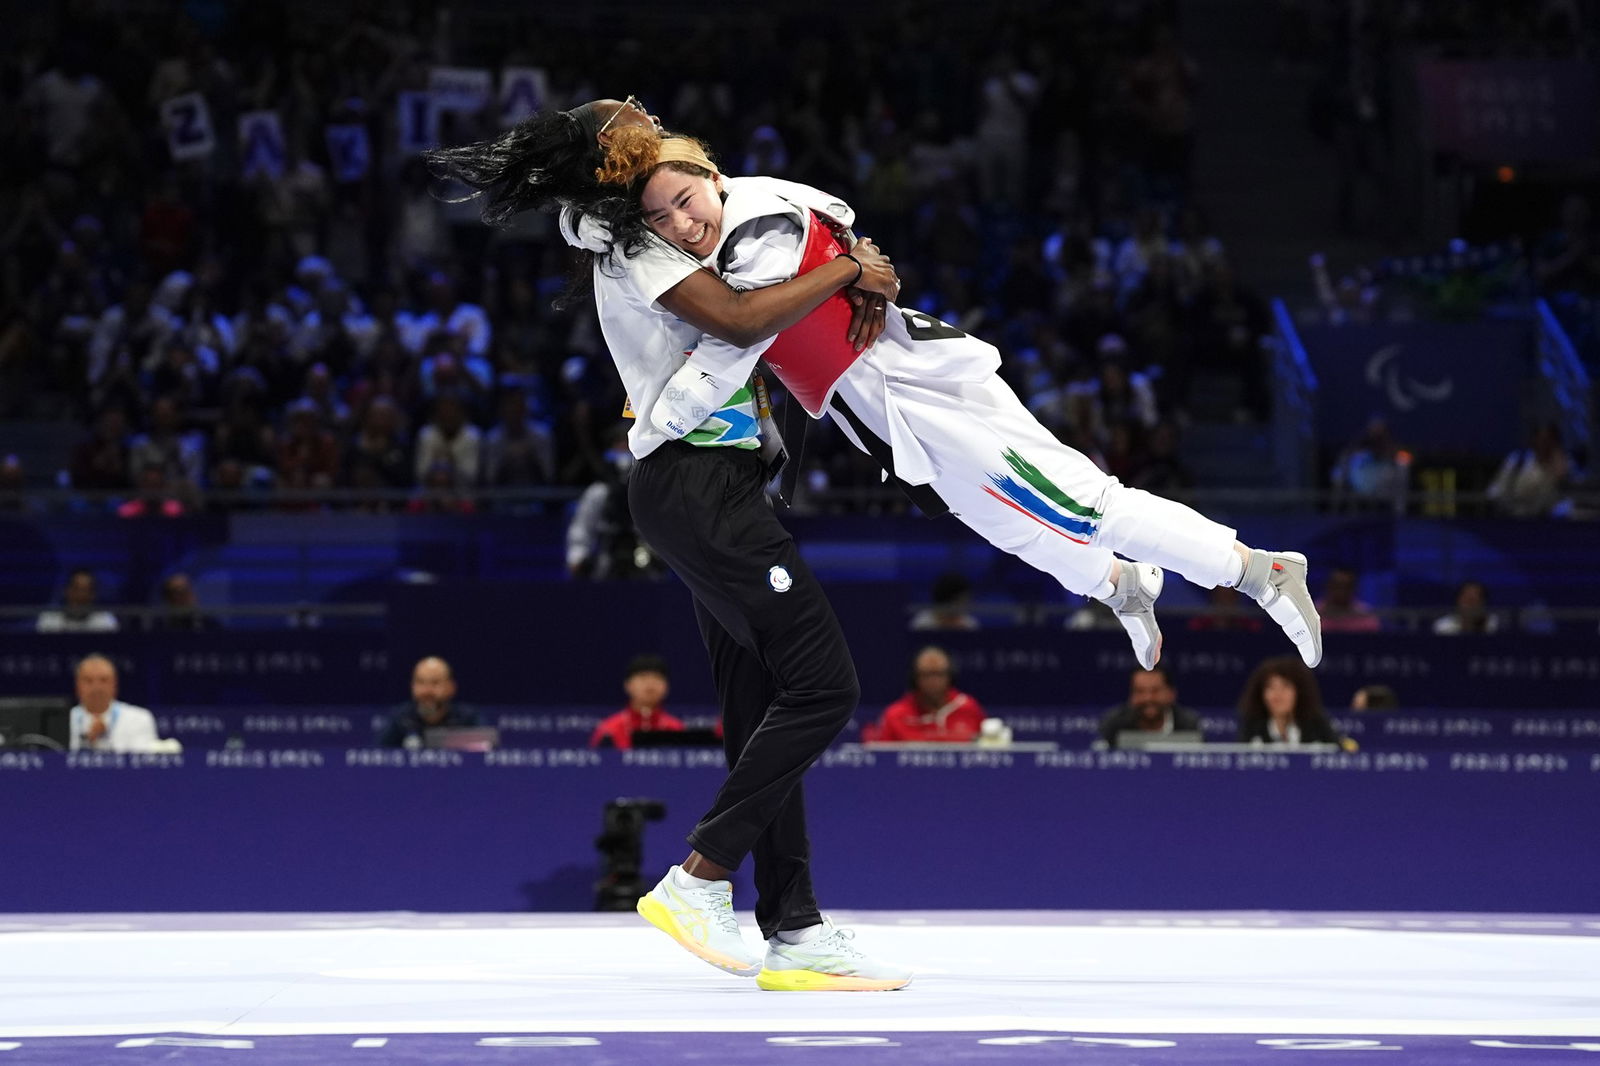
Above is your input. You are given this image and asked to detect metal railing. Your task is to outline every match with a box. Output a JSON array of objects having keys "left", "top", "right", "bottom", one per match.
[
  {"left": 1534, "top": 296, "right": 1595, "bottom": 459},
  {"left": 1269, "top": 297, "right": 1320, "bottom": 491}
]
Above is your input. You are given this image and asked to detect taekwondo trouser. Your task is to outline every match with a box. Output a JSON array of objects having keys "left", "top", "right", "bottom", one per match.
[
  {"left": 629, "top": 440, "right": 852, "bottom": 938},
  {"left": 828, "top": 354, "right": 1240, "bottom": 595}
]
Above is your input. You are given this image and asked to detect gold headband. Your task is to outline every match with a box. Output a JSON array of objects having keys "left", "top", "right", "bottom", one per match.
[
  {"left": 655, "top": 137, "right": 715, "bottom": 173},
  {"left": 596, "top": 127, "right": 716, "bottom": 187}
]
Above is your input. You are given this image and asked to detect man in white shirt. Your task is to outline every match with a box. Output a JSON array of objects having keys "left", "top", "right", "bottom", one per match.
[
  {"left": 69, "top": 655, "right": 161, "bottom": 753},
  {"left": 37, "top": 569, "right": 119, "bottom": 634}
]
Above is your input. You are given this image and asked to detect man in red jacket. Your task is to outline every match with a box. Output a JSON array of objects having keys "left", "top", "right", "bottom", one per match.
[
  {"left": 866, "top": 646, "right": 987, "bottom": 743},
  {"left": 590, "top": 654, "right": 686, "bottom": 749}
]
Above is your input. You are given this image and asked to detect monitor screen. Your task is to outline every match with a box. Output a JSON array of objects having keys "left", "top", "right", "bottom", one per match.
[
  {"left": 0, "top": 697, "right": 72, "bottom": 750},
  {"left": 423, "top": 726, "right": 500, "bottom": 752}
]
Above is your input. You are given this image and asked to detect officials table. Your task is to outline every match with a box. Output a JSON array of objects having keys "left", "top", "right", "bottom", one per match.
[{"left": 3, "top": 746, "right": 1596, "bottom": 913}]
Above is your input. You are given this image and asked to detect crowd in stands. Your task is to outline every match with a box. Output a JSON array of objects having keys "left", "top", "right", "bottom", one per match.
[{"left": 0, "top": 0, "right": 1272, "bottom": 515}]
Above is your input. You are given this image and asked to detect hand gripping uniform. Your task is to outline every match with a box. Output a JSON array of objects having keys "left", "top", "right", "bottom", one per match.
[{"left": 649, "top": 177, "right": 1241, "bottom": 598}]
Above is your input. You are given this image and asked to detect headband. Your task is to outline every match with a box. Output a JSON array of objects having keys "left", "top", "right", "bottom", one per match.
[
  {"left": 563, "top": 102, "right": 603, "bottom": 147},
  {"left": 596, "top": 127, "right": 716, "bottom": 187}
]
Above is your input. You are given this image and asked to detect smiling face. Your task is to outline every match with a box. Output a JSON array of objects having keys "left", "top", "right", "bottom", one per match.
[{"left": 639, "top": 166, "right": 724, "bottom": 257}]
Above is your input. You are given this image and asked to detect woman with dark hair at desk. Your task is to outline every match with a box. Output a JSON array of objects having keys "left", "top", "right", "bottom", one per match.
[{"left": 1237, "top": 655, "right": 1349, "bottom": 748}]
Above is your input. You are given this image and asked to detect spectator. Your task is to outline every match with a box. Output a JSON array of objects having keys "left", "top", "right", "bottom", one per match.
[
  {"left": 152, "top": 572, "right": 216, "bottom": 632},
  {"left": 481, "top": 389, "right": 555, "bottom": 488},
  {"left": 1350, "top": 684, "right": 1399, "bottom": 711},
  {"left": 116, "top": 461, "right": 188, "bottom": 518},
  {"left": 413, "top": 392, "right": 482, "bottom": 489},
  {"left": 1317, "top": 566, "right": 1381, "bottom": 633},
  {"left": 589, "top": 654, "right": 686, "bottom": 750},
  {"left": 1186, "top": 584, "right": 1263, "bottom": 632},
  {"left": 69, "top": 407, "right": 133, "bottom": 491},
  {"left": 1237, "top": 655, "right": 1349, "bottom": 748},
  {"left": 37, "top": 569, "right": 119, "bottom": 633},
  {"left": 276, "top": 398, "right": 340, "bottom": 500},
  {"left": 1097, "top": 666, "right": 1201, "bottom": 749},
  {"left": 69, "top": 654, "right": 162, "bottom": 753},
  {"left": 406, "top": 459, "right": 478, "bottom": 515},
  {"left": 343, "top": 396, "right": 411, "bottom": 499},
  {"left": 1331, "top": 417, "right": 1410, "bottom": 513},
  {"left": 127, "top": 395, "right": 205, "bottom": 495},
  {"left": 1487, "top": 423, "right": 1573, "bottom": 518},
  {"left": 566, "top": 425, "right": 657, "bottom": 580},
  {"left": 1433, "top": 580, "right": 1501, "bottom": 635},
  {"left": 376, "top": 657, "right": 480, "bottom": 748},
  {"left": 909, "top": 572, "right": 981, "bottom": 631},
  {"left": 864, "top": 646, "right": 987, "bottom": 743}
]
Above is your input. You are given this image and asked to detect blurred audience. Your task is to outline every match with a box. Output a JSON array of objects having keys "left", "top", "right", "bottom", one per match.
[
  {"left": 151, "top": 572, "right": 216, "bottom": 632},
  {"left": 36, "top": 568, "right": 119, "bottom": 633},
  {"left": 1487, "top": 423, "right": 1574, "bottom": 518},
  {"left": 910, "top": 572, "right": 981, "bottom": 631},
  {"left": 1433, "top": 579, "right": 1501, "bottom": 635},
  {"left": 1317, "top": 566, "right": 1381, "bottom": 633}
]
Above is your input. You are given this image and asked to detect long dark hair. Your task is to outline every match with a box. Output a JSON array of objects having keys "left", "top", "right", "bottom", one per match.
[
  {"left": 1236, "top": 655, "right": 1330, "bottom": 739},
  {"left": 423, "top": 108, "right": 611, "bottom": 227},
  {"left": 422, "top": 107, "right": 630, "bottom": 307}
]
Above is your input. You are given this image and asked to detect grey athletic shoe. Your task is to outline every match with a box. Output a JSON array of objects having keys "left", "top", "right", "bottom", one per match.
[
  {"left": 1239, "top": 550, "right": 1323, "bottom": 667},
  {"left": 1102, "top": 562, "right": 1164, "bottom": 670}
]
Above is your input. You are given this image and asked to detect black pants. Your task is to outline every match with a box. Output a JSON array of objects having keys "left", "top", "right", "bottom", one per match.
[{"left": 629, "top": 442, "right": 859, "bottom": 938}]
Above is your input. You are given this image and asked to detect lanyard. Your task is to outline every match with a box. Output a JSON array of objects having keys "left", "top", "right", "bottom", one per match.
[{"left": 74, "top": 703, "right": 121, "bottom": 749}]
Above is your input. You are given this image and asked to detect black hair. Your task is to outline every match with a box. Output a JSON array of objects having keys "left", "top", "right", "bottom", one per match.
[
  {"left": 423, "top": 107, "right": 609, "bottom": 228},
  {"left": 625, "top": 654, "right": 670, "bottom": 681},
  {"left": 929, "top": 571, "right": 972, "bottom": 606},
  {"left": 1131, "top": 663, "right": 1172, "bottom": 686},
  {"left": 423, "top": 106, "right": 632, "bottom": 308}
]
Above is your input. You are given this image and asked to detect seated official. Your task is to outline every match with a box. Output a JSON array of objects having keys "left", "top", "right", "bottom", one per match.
[
  {"left": 1237, "top": 655, "right": 1353, "bottom": 749},
  {"left": 377, "top": 656, "right": 480, "bottom": 748},
  {"left": 70, "top": 654, "right": 162, "bottom": 753},
  {"left": 1097, "top": 666, "right": 1200, "bottom": 749},
  {"left": 590, "top": 654, "right": 685, "bottom": 749},
  {"left": 865, "top": 646, "right": 987, "bottom": 743}
]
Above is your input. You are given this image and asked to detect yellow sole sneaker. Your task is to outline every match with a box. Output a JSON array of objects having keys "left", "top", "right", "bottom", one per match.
[
  {"left": 755, "top": 967, "right": 912, "bottom": 991},
  {"left": 636, "top": 894, "right": 760, "bottom": 976}
]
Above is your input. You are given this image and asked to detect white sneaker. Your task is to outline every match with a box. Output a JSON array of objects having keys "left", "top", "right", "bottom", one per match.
[
  {"left": 637, "top": 866, "right": 761, "bottom": 976},
  {"left": 1101, "top": 562, "right": 1164, "bottom": 670},
  {"left": 1240, "top": 550, "right": 1323, "bottom": 667},
  {"left": 756, "top": 920, "right": 913, "bottom": 991}
]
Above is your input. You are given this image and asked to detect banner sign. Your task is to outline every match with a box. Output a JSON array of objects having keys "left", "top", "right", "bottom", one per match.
[
  {"left": 161, "top": 92, "right": 216, "bottom": 162},
  {"left": 237, "top": 110, "right": 286, "bottom": 179},
  {"left": 1298, "top": 321, "right": 1530, "bottom": 457},
  {"left": 1417, "top": 58, "right": 1599, "bottom": 162}
]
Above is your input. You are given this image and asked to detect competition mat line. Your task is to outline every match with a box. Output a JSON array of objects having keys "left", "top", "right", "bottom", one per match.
[{"left": 2, "top": 911, "right": 1597, "bottom": 1062}]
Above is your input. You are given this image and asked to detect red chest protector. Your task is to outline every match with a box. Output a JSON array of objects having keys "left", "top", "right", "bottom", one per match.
[{"left": 758, "top": 211, "right": 862, "bottom": 418}]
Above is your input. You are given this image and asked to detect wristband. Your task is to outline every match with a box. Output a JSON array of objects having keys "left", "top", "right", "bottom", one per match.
[{"left": 839, "top": 252, "right": 864, "bottom": 287}]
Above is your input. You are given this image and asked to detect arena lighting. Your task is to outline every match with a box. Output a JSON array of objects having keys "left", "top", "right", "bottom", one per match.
[
  {"left": 1496, "top": 165, "right": 1516, "bottom": 183},
  {"left": 593, "top": 797, "right": 667, "bottom": 911}
]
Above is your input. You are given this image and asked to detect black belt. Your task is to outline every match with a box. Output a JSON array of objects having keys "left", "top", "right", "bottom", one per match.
[{"left": 828, "top": 395, "right": 950, "bottom": 519}]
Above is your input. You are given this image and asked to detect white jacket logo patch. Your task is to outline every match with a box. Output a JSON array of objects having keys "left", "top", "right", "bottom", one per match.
[{"left": 767, "top": 566, "right": 793, "bottom": 593}]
